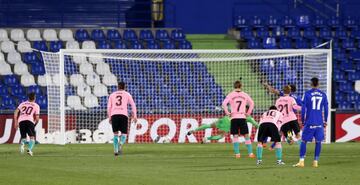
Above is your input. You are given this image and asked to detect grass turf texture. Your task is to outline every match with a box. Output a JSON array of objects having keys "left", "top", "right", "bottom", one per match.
[{"left": 0, "top": 143, "right": 359, "bottom": 185}]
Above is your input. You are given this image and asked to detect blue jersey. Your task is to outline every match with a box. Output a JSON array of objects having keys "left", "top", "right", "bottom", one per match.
[
  {"left": 301, "top": 88, "right": 328, "bottom": 126},
  {"left": 279, "top": 91, "right": 303, "bottom": 106}
]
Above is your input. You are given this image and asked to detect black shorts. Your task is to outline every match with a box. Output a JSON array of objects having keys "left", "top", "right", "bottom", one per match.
[
  {"left": 280, "top": 120, "right": 300, "bottom": 137},
  {"left": 19, "top": 120, "right": 35, "bottom": 138},
  {"left": 257, "top": 123, "right": 281, "bottom": 142},
  {"left": 230, "top": 118, "right": 248, "bottom": 135},
  {"left": 111, "top": 115, "right": 129, "bottom": 134}
]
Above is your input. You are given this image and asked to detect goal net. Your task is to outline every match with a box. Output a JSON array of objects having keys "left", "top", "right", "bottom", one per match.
[{"left": 41, "top": 49, "right": 332, "bottom": 144}]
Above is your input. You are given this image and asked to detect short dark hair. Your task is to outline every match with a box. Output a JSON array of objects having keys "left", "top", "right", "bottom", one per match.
[
  {"left": 311, "top": 77, "right": 319, "bottom": 87},
  {"left": 118, "top": 82, "right": 125, "bottom": 90},
  {"left": 234, "top": 81, "right": 242, "bottom": 89},
  {"left": 283, "top": 85, "right": 291, "bottom": 94},
  {"left": 269, "top": 105, "right": 277, "bottom": 110},
  {"left": 289, "top": 84, "right": 296, "bottom": 92},
  {"left": 28, "top": 93, "right": 36, "bottom": 101}
]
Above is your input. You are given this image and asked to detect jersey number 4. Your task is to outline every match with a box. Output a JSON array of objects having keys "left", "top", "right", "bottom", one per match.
[{"left": 311, "top": 97, "right": 323, "bottom": 110}]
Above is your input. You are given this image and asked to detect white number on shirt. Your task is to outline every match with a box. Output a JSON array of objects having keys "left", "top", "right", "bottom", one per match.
[{"left": 311, "top": 96, "right": 323, "bottom": 110}]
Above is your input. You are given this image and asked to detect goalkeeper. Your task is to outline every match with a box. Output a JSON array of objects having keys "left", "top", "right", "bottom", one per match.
[{"left": 187, "top": 116, "right": 259, "bottom": 143}]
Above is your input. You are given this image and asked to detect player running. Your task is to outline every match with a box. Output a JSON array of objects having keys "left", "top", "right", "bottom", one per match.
[
  {"left": 294, "top": 77, "right": 328, "bottom": 168},
  {"left": 187, "top": 115, "right": 259, "bottom": 143},
  {"left": 107, "top": 82, "right": 137, "bottom": 156},
  {"left": 256, "top": 106, "right": 284, "bottom": 165},
  {"left": 14, "top": 93, "right": 40, "bottom": 156},
  {"left": 222, "top": 80, "right": 255, "bottom": 158},
  {"left": 276, "top": 85, "right": 302, "bottom": 145}
]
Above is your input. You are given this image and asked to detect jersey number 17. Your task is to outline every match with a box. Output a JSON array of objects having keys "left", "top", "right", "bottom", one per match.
[{"left": 311, "top": 96, "right": 322, "bottom": 110}]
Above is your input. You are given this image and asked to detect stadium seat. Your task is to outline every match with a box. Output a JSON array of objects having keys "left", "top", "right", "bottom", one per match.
[
  {"left": 31, "top": 63, "right": 45, "bottom": 75},
  {"left": 338, "top": 101, "right": 352, "bottom": 109},
  {"left": 72, "top": 55, "right": 87, "bottom": 64},
  {"left": 84, "top": 94, "right": 99, "bottom": 108},
  {"left": 342, "top": 38, "right": 356, "bottom": 50},
  {"left": 0, "top": 85, "right": 8, "bottom": 96},
  {"left": 26, "top": 29, "right": 42, "bottom": 41},
  {"left": 276, "top": 59, "right": 290, "bottom": 72},
  {"left": 281, "top": 16, "right": 295, "bottom": 28},
  {"left": 313, "top": 16, "right": 326, "bottom": 28},
  {"left": 14, "top": 62, "right": 29, "bottom": 75},
  {"left": 335, "top": 27, "right": 347, "bottom": 40},
  {"left": 23, "top": 52, "right": 39, "bottom": 64},
  {"left": 303, "top": 27, "right": 316, "bottom": 39},
  {"left": 49, "top": 41, "right": 63, "bottom": 52},
  {"left": 343, "top": 16, "right": 357, "bottom": 29},
  {"left": 10, "top": 85, "right": 25, "bottom": 97},
  {"left": 139, "top": 30, "right": 154, "bottom": 41},
  {"left": 114, "top": 40, "right": 127, "bottom": 49},
  {"left": 3, "top": 75, "right": 19, "bottom": 86},
  {"left": 171, "top": 29, "right": 186, "bottom": 41},
  {"left": 233, "top": 16, "right": 248, "bottom": 28},
  {"left": 287, "top": 27, "right": 301, "bottom": 39},
  {"left": 348, "top": 71, "right": 360, "bottom": 81},
  {"left": 129, "top": 41, "right": 144, "bottom": 49},
  {"left": 52, "top": 74, "right": 68, "bottom": 86},
  {"left": 256, "top": 27, "right": 269, "bottom": 38},
  {"left": 106, "top": 29, "right": 121, "bottom": 40},
  {"left": 332, "top": 39, "right": 340, "bottom": 50},
  {"left": 273, "top": 26, "right": 285, "bottom": 37},
  {"left": 349, "top": 51, "right": 360, "bottom": 61},
  {"left": 279, "top": 37, "right": 292, "bottom": 49},
  {"left": 163, "top": 40, "right": 176, "bottom": 49},
  {"left": 0, "top": 52, "right": 4, "bottom": 61},
  {"left": 43, "top": 29, "right": 58, "bottom": 41},
  {"left": 33, "top": 41, "right": 48, "bottom": 51},
  {"left": 70, "top": 74, "right": 85, "bottom": 87},
  {"left": 0, "top": 61, "right": 12, "bottom": 75},
  {"left": 247, "top": 38, "right": 261, "bottom": 49},
  {"left": 88, "top": 54, "right": 103, "bottom": 64},
  {"left": 67, "top": 95, "right": 86, "bottom": 110},
  {"left": 102, "top": 74, "right": 117, "bottom": 86},
  {"left": 351, "top": 29, "right": 360, "bottom": 39},
  {"left": 266, "top": 16, "right": 279, "bottom": 28},
  {"left": 37, "top": 74, "right": 52, "bottom": 87},
  {"left": 86, "top": 73, "right": 101, "bottom": 86},
  {"left": 295, "top": 38, "right": 308, "bottom": 49},
  {"left": 296, "top": 15, "right": 310, "bottom": 28},
  {"left": 77, "top": 84, "right": 92, "bottom": 97},
  {"left": 75, "top": 29, "right": 90, "bottom": 42},
  {"left": 309, "top": 38, "right": 323, "bottom": 48},
  {"left": 123, "top": 29, "right": 137, "bottom": 41},
  {"left": 340, "top": 60, "right": 355, "bottom": 72},
  {"left": 263, "top": 37, "right": 277, "bottom": 49},
  {"left": 59, "top": 29, "right": 74, "bottom": 41},
  {"left": 0, "top": 29, "right": 9, "bottom": 41},
  {"left": 339, "top": 81, "right": 354, "bottom": 92},
  {"left": 66, "top": 41, "right": 80, "bottom": 49},
  {"left": 36, "top": 95, "right": 47, "bottom": 109},
  {"left": 79, "top": 62, "right": 94, "bottom": 75},
  {"left": 21, "top": 74, "right": 36, "bottom": 87},
  {"left": 178, "top": 40, "right": 192, "bottom": 49},
  {"left": 91, "top": 29, "right": 105, "bottom": 41},
  {"left": 334, "top": 50, "right": 347, "bottom": 61},
  {"left": 82, "top": 41, "right": 96, "bottom": 49},
  {"left": 93, "top": 84, "right": 108, "bottom": 97},
  {"left": 1, "top": 96, "right": 16, "bottom": 109},
  {"left": 146, "top": 40, "right": 160, "bottom": 49},
  {"left": 250, "top": 16, "right": 263, "bottom": 28},
  {"left": 155, "top": 30, "right": 170, "bottom": 41},
  {"left": 10, "top": 29, "right": 25, "bottom": 41},
  {"left": 240, "top": 27, "right": 254, "bottom": 40},
  {"left": 328, "top": 16, "right": 340, "bottom": 28},
  {"left": 96, "top": 62, "right": 110, "bottom": 75},
  {"left": 319, "top": 27, "right": 332, "bottom": 40},
  {"left": 97, "top": 40, "right": 112, "bottom": 49},
  {"left": 27, "top": 85, "right": 42, "bottom": 96},
  {"left": 1, "top": 41, "right": 16, "bottom": 53}
]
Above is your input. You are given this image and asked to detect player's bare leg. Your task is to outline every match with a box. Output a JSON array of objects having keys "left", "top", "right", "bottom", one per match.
[
  {"left": 244, "top": 133, "right": 255, "bottom": 158},
  {"left": 113, "top": 131, "right": 119, "bottom": 156}
]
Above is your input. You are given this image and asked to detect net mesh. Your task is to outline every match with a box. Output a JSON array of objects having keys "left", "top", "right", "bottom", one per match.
[{"left": 41, "top": 50, "right": 331, "bottom": 144}]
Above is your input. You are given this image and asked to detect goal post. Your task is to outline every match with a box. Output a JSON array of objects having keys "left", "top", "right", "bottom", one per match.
[{"left": 41, "top": 49, "right": 332, "bottom": 144}]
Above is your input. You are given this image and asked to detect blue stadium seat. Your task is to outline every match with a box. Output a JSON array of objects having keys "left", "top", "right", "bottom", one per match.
[
  {"left": 335, "top": 91, "right": 346, "bottom": 102},
  {"left": 342, "top": 38, "right": 356, "bottom": 50},
  {"left": 276, "top": 59, "right": 290, "bottom": 72},
  {"left": 106, "top": 29, "right": 122, "bottom": 40},
  {"left": 16, "top": 95, "right": 28, "bottom": 104},
  {"left": 334, "top": 69, "right": 346, "bottom": 82},
  {"left": 31, "top": 63, "right": 45, "bottom": 75},
  {"left": 10, "top": 85, "right": 25, "bottom": 97},
  {"left": 27, "top": 85, "right": 42, "bottom": 96},
  {"left": 334, "top": 50, "right": 347, "bottom": 61},
  {"left": 350, "top": 51, "right": 360, "bottom": 61},
  {"left": 123, "top": 29, "right": 138, "bottom": 41},
  {"left": 263, "top": 37, "right": 277, "bottom": 49},
  {"left": 247, "top": 38, "right": 261, "bottom": 49},
  {"left": 233, "top": 16, "right": 248, "bottom": 28},
  {"left": 313, "top": 16, "right": 326, "bottom": 28},
  {"left": 155, "top": 30, "right": 170, "bottom": 41},
  {"left": 338, "top": 81, "right": 353, "bottom": 92},
  {"left": 171, "top": 30, "right": 186, "bottom": 41},
  {"left": 50, "top": 41, "right": 63, "bottom": 52},
  {"left": 260, "top": 59, "right": 274, "bottom": 72},
  {"left": 178, "top": 40, "right": 192, "bottom": 49},
  {"left": 287, "top": 27, "right": 301, "bottom": 39},
  {"left": 281, "top": 16, "right": 295, "bottom": 28},
  {"left": 351, "top": 28, "right": 360, "bottom": 39},
  {"left": 348, "top": 71, "right": 360, "bottom": 81},
  {"left": 257, "top": 27, "right": 269, "bottom": 38},
  {"left": 146, "top": 40, "right": 159, "bottom": 49},
  {"left": 266, "top": 16, "right": 279, "bottom": 28},
  {"left": 24, "top": 52, "right": 40, "bottom": 64},
  {"left": 0, "top": 85, "right": 8, "bottom": 96},
  {"left": 97, "top": 40, "right": 112, "bottom": 49},
  {"left": 4, "top": 75, "right": 19, "bottom": 86},
  {"left": 33, "top": 41, "right": 48, "bottom": 51},
  {"left": 36, "top": 95, "right": 47, "bottom": 109},
  {"left": 129, "top": 41, "right": 143, "bottom": 49},
  {"left": 332, "top": 39, "right": 340, "bottom": 50},
  {"left": 319, "top": 27, "right": 332, "bottom": 40},
  {"left": 240, "top": 27, "right": 254, "bottom": 40},
  {"left": 1, "top": 96, "right": 16, "bottom": 109},
  {"left": 279, "top": 37, "right": 292, "bottom": 49},
  {"left": 328, "top": 16, "right": 340, "bottom": 28},
  {"left": 250, "top": 16, "right": 263, "bottom": 28},
  {"left": 335, "top": 27, "right": 347, "bottom": 40},
  {"left": 91, "top": 29, "right": 106, "bottom": 41},
  {"left": 139, "top": 30, "right": 154, "bottom": 41},
  {"left": 273, "top": 26, "right": 285, "bottom": 38},
  {"left": 295, "top": 38, "right": 308, "bottom": 48},
  {"left": 340, "top": 60, "right": 355, "bottom": 72},
  {"left": 338, "top": 101, "right": 352, "bottom": 109},
  {"left": 343, "top": 16, "right": 358, "bottom": 29},
  {"left": 75, "top": 29, "right": 90, "bottom": 42},
  {"left": 114, "top": 40, "right": 127, "bottom": 49},
  {"left": 296, "top": 15, "right": 310, "bottom": 28},
  {"left": 309, "top": 38, "right": 323, "bottom": 48},
  {"left": 303, "top": 27, "right": 316, "bottom": 39}
]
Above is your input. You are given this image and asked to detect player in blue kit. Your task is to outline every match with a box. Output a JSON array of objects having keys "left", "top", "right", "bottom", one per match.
[{"left": 293, "top": 77, "right": 328, "bottom": 168}]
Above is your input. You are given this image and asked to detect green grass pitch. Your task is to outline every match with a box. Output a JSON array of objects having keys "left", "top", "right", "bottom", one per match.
[{"left": 0, "top": 143, "right": 359, "bottom": 185}]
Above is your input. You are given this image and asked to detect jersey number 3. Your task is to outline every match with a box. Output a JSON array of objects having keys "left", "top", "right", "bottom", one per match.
[
  {"left": 311, "top": 97, "right": 323, "bottom": 110},
  {"left": 115, "top": 96, "right": 122, "bottom": 106}
]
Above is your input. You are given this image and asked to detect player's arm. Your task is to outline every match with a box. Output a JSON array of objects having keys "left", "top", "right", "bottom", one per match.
[
  {"left": 263, "top": 82, "right": 280, "bottom": 95},
  {"left": 13, "top": 108, "right": 20, "bottom": 130},
  {"left": 323, "top": 94, "right": 329, "bottom": 127},
  {"left": 34, "top": 105, "right": 40, "bottom": 125},
  {"left": 301, "top": 94, "right": 308, "bottom": 125},
  {"left": 222, "top": 96, "right": 231, "bottom": 116},
  {"left": 107, "top": 95, "right": 112, "bottom": 123},
  {"left": 129, "top": 95, "right": 137, "bottom": 123},
  {"left": 246, "top": 95, "right": 254, "bottom": 116},
  {"left": 292, "top": 98, "right": 301, "bottom": 111}
]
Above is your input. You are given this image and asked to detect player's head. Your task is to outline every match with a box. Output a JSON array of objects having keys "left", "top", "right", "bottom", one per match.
[
  {"left": 28, "top": 92, "right": 36, "bottom": 102},
  {"left": 269, "top": 105, "right": 277, "bottom": 110},
  {"left": 311, "top": 77, "right": 319, "bottom": 88},
  {"left": 289, "top": 84, "right": 296, "bottom": 93},
  {"left": 118, "top": 82, "right": 125, "bottom": 90},
  {"left": 234, "top": 81, "right": 242, "bottom": 89},
  {"left": 283, "top": 85, "right": 291, "bottom": 95}
]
